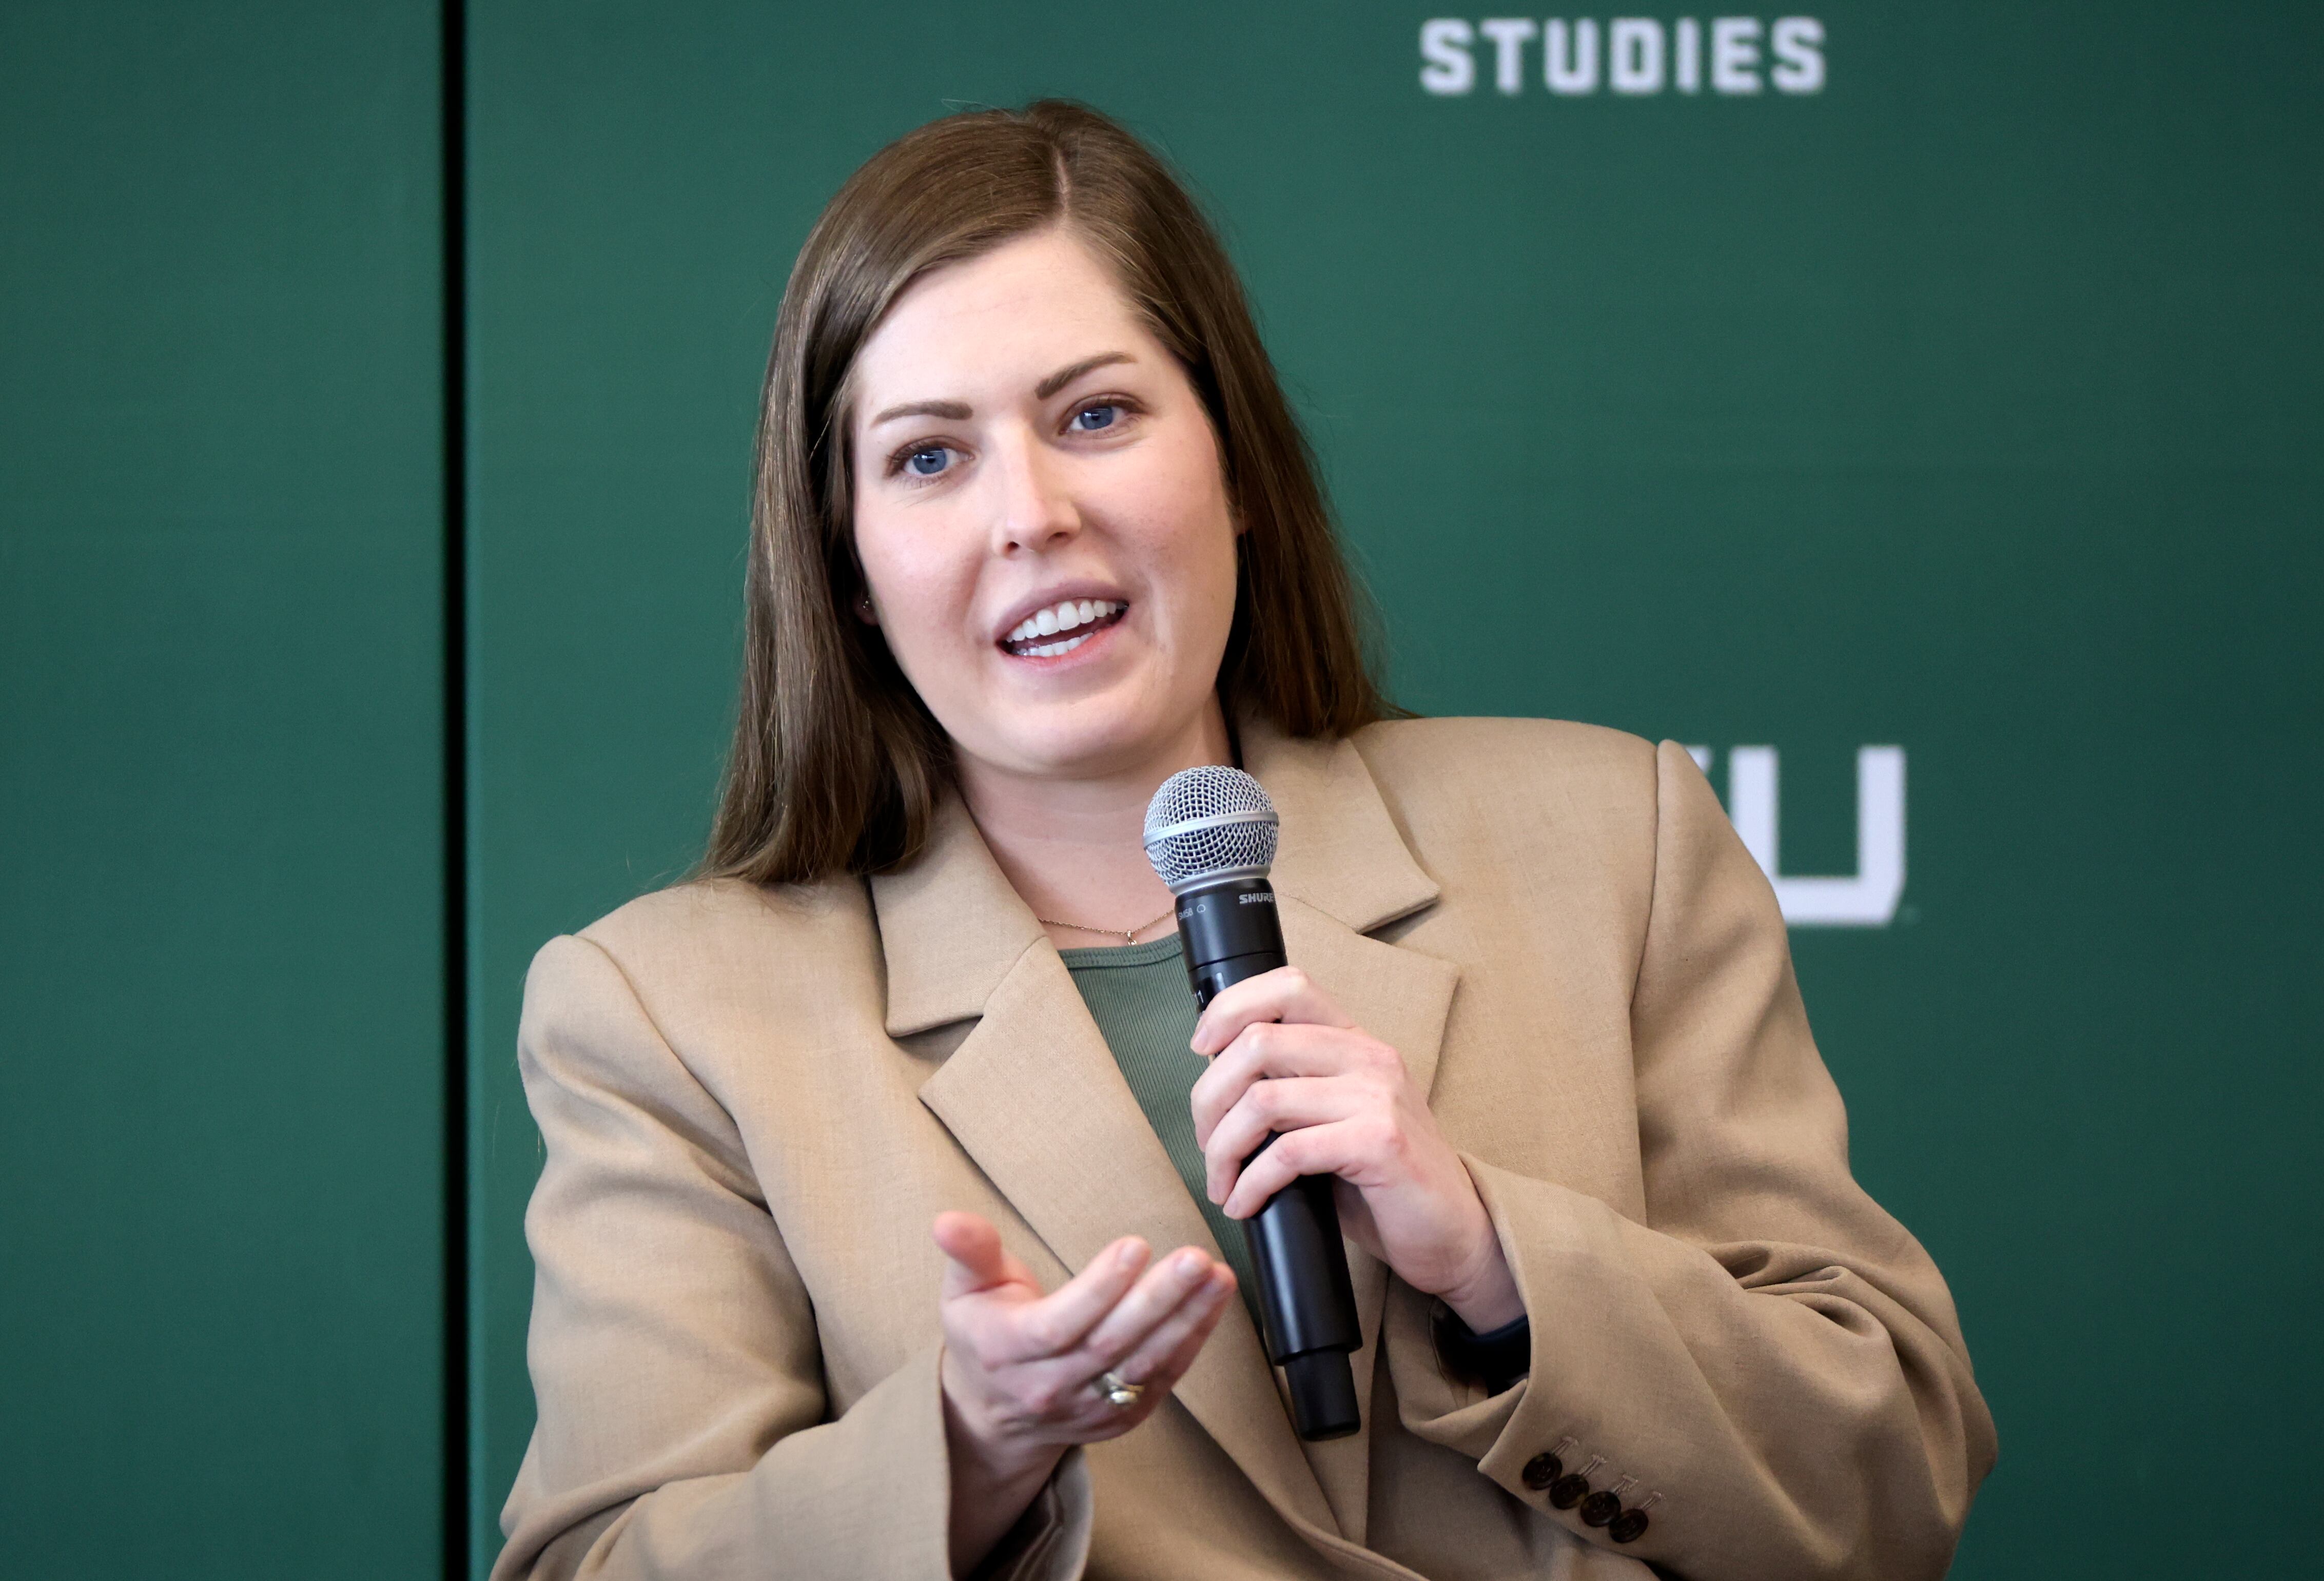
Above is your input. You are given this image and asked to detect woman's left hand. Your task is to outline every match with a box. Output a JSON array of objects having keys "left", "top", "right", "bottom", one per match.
[{"left": 1189, "top": 967, "right": 1525, "bottom": 1333}]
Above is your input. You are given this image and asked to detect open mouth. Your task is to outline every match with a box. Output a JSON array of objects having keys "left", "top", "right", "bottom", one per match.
[{"left": 1000, "top": 598, "right": 1127, "bottom": 659}]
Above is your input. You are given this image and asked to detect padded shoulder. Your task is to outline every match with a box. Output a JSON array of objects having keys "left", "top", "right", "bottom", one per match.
[
  {"left": 1350, "top": 714, "right": 1659, "bottom": 842},
  {"left": 560, "top": 874, "right": 883, "bottom": 1056},
  {"left": 578, "top": 874, "right": 860, "bottom": 959},
  {"left": 1352, "top": 713, "right": 1652, "bottom": 780}
]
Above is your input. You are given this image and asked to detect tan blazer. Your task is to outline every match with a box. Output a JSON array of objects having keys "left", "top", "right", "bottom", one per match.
[{"left": 494, "top": 717, "right": 1995, "bottom": 1581}]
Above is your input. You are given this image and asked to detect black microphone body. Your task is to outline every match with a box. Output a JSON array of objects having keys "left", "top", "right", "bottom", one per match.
[{"left": 1174, "top": 874, "right": 1364, "bottom": 1441}]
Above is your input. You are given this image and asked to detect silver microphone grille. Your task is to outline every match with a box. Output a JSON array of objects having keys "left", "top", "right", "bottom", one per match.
[{"left": 1143, "top": 766, "right": 1279, "bottom": 892}]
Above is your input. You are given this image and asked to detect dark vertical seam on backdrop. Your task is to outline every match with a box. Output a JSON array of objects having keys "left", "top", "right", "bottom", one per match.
[{"left": 439, "top": 0, "right": 471, "bottom": 1575}]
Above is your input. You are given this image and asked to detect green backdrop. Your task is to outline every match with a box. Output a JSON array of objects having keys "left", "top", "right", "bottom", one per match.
[
  {"left": 0, "top": 1, "right": 446, "bottom": 1574},
  {"left": 7, "top": 3, "right": 2318, "bottom": 1577}
]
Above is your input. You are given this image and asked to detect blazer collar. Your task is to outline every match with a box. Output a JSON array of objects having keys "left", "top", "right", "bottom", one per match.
[
  {"left": 871, "top": 792, "right": 1046, "bottom": 1039},
  {"left": 1248, "top": 719, "right": 1440, "bottom": 940},
  {"left": 870, "top": 718, "right": 1441, "bottom": 1038}
]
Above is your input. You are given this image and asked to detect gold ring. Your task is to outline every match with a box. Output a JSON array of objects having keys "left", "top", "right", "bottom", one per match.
[{"left": 1094, "top": 1370, "right": 1143, "bottom": 1410}]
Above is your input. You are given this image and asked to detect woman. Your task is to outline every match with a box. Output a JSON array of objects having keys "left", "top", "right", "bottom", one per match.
[{"left": 495, "top": 102, "right": 1994, "bottom": 1581}]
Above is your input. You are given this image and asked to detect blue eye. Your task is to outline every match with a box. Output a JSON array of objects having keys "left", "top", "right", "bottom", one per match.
[
  {"left": 1072, "top": 404, "right": 1119, "bottom": 432},
  {"left": 905, "top": 446, "right": 950, "bottom": 477}
]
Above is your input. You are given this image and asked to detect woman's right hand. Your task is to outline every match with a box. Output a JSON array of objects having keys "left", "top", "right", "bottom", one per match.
[{"left": 933, "top": 1211, "right": 1236, "bottom": 1572}]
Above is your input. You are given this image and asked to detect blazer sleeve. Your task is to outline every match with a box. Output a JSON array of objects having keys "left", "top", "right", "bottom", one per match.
[
  {"left": 492, "top": 933, "right": 1093, "bottom": 1581},
  {"left": 1382, "top": 739, "right": 1997, "bottom": 1581}
]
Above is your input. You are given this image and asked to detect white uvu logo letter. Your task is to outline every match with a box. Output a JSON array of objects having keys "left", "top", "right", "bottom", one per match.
[{"left": 1687, "top": 746, "right": 1906, "bottom": 926}]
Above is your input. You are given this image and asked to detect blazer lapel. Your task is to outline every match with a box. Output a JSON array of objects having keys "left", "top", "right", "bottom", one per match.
[
  {"left": 920, "top": 941, "right": 1345, "bottom": 1537},
  {"left": 1229, "top": 725, "right": 1468, "bottom": 1543},
  {"left": 875, "top": 734, "right": 1463, "bottom": 1558},
  {"left": 1270, "top": 893, "right": 1461, "bottom": 1540},
  {"left": 879, "top": 795, "right": 1341, "bottom": 1536}
]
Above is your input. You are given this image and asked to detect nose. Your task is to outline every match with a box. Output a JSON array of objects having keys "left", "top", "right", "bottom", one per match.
[{"left": 986, "top": 425, "right": 1080, "bottom": 557}]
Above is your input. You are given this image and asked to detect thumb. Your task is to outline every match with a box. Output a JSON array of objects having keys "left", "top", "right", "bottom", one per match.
[{"left": 933, "top": 1211, "right": 1014, "bottom": 1299}]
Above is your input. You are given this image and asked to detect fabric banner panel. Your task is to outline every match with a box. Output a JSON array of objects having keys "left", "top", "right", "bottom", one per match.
[{"left": 465, "top": 4, "right": 2322, "bottom": 1574}]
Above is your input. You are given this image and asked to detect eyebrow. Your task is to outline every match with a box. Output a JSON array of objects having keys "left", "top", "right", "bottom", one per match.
[
  {"left": 865, "top": 352, "right": 1137, "bottom": 428},
  {"left": 866, "top": 397, "right": 971, "bottom": 427},
  {"left": 1035, "top": 351, "right": 1134, "bottom": 399}
]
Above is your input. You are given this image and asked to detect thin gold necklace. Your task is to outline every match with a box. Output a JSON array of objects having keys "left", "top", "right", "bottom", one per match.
[{"left": 1037, "top": 904, "right": 1177, "bottom": 947}]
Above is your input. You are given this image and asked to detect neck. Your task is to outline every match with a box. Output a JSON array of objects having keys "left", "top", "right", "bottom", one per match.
[{"left": 959, "top": 702, "right": 1233, "bottom": 951}]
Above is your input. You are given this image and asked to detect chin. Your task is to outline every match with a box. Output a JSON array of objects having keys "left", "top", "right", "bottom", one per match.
[{"left": 983, "top": 695, "right": 1193, "bottom": 782}]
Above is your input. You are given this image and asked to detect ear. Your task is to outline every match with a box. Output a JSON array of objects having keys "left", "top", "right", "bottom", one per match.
[{"left": 852, "top": 590, "right": 880, "bottom": 626}]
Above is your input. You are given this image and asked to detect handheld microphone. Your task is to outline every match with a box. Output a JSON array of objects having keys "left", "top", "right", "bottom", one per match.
[{"left": 1144, "top": 767, "right": 1363, "bottom": 1441}]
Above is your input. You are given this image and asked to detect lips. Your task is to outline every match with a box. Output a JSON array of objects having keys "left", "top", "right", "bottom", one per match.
[{"left": 1000, "top": 597, "right": 1126, "bottom": 658}]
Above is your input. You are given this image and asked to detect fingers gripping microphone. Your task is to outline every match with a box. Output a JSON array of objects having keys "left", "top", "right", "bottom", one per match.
[{"left": 1145, "top": 767, "right": 1363, "bottom": 1441}]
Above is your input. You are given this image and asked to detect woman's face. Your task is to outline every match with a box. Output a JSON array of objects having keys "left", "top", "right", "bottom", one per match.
[{"left": 847, "top": 226, "right": 1239, "bottom": 785}]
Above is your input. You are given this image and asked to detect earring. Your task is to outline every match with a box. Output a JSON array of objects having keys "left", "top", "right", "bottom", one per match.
[{"left": 855, "top": 594, "right": 874, "bottom": 617}]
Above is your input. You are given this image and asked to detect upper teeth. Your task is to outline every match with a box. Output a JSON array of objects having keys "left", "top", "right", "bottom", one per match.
[{"left": 1007, "top": 599, "right": 1120, "bottom": 645}]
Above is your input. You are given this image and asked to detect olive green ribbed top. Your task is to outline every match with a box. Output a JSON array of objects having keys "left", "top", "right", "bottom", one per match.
[{"left": 1059, "top": 935, "right": 1262, "bottom": 1325}]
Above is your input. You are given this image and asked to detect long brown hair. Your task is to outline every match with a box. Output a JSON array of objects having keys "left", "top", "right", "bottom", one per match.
[{"left": 705, "top": 101, "right": 1393, "bottom": 885}]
